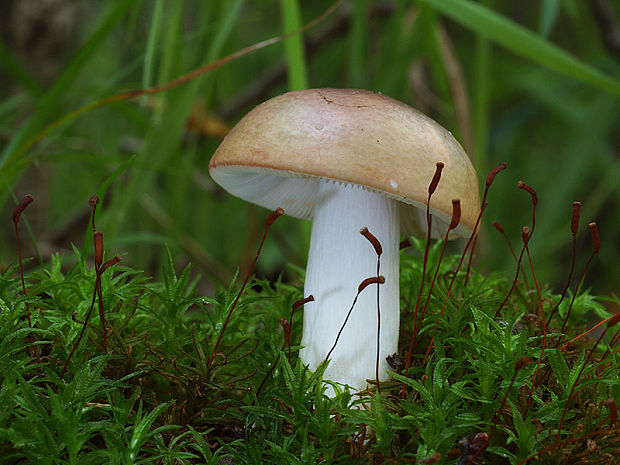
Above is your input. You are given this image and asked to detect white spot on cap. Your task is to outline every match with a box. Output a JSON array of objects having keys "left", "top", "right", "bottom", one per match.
[{"left": 390, "top": 179, "right": 398, "bottom": 189}]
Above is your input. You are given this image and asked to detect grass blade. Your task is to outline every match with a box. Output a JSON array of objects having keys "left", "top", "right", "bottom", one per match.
[
  {"left": 143, "top": 0, "right": 166, "bottom": 94},
  {"left": 0, "top": 0, "right": 135, "bottom": 172},
  {"left": 418, "top": 0, "right": 620, "bottom": 96},
  {"left": 279, "top": 0, "right": 309, "bottom": 90}
]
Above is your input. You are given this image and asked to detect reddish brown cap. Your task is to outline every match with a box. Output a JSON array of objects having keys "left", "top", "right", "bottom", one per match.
[{"left": 209, "top": 88, "right": 480, "bottom": 238}]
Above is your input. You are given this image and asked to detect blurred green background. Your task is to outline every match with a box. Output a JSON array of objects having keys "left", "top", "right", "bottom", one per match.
[{"left": 1, "top": 0, "right": 619, "bottom": 297}]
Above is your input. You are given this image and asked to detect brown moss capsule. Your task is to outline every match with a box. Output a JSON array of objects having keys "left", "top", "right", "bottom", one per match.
[
  {"left": 13, "top": 194, "right": 34, "bottom": 225},
  {"left": 266, "top": 207, "right": 285, "bottom": 226},
  {"left": 521, "top": 226, "right": 531, "bottom": 245},
  {"left": 449, "top": 199, "right": 461, "bottom": 230},
  {"left": 100, "top": 256, "right": 121, "bottom": 274},
  {"left": 492, "top": 220, "right": 504, "bottom": 234},
  {"left": 517, "top": 181, "right": 538, "bottom": 206},
  {"left": 589, "top": 222, "right": 600, "bottom": 253},
  {"left": 360, "top": 227, "right": 382, "bottom": 256},
  {"left": 571, "top": 201, "right": 581, "bottom": 236},
  {"left": 292, "top": 295, "right": 314, "bottom": 311},
  {"left": 486, "top": 161, "right": 507, "bottom": 186},
  {"left": 428, "top": 161, "right": 444, "bottom": 195},
  {"left": 94, "top": 231, "right": 104, "bottom": 267},
  {"left": 358, "top": 275, "right": 385, "bottom": 293}
]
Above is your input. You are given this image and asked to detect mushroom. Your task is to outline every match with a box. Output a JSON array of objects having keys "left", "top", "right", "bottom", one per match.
[{"left": 209, "top": 88, "right": 480, "bottom": 393}]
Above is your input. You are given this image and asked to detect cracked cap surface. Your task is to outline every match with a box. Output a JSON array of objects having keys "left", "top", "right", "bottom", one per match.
[{"left": 209, "top": 88, "right": 481, "bottom": 238}]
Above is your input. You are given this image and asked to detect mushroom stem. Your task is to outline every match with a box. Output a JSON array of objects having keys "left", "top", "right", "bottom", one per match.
[{"left": 301, "top": 180, "right": 400, "bottom": 393}]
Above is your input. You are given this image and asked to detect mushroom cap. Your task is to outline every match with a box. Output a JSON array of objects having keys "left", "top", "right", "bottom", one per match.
[{"left": 209, "top": 88, "right": 481, "bottom": 238}]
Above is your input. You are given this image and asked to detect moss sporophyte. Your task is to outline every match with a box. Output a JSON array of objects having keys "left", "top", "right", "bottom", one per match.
[{"left": 5, "top": 89, "right": 619, "bottom": 464}]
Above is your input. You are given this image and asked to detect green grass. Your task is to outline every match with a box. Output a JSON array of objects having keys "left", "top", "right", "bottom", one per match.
[{"left": 1, "top": 0, "right": 619, "bottom": 294}]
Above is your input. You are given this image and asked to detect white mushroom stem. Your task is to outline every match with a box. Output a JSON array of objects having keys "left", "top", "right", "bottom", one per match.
[{"left": 300, "top": 179, "right": 400, "bottom": 393}]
